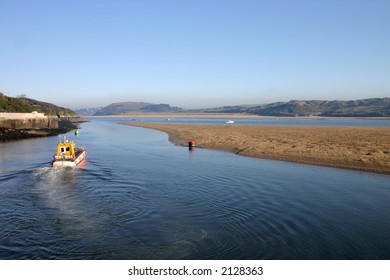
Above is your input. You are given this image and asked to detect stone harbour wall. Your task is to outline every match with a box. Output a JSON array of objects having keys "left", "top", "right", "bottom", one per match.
[{"left": 0, "top": 112, "right": 58, "bottom": 129}]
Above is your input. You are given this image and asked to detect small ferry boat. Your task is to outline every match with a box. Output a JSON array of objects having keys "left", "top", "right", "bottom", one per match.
[
  {"left": 226, "top": 120, "right": 235, "bottom": 124},
  {"left": 51, "top": 139, "right": 87, "bottom": 167}
]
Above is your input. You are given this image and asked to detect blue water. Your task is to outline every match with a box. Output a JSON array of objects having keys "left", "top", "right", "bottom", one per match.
[
  {"left": 98, "top": 116, "right": 390, "bottom": 126},
  {"left": 0, "top": 119, "right": 389, "bottom": 259}
]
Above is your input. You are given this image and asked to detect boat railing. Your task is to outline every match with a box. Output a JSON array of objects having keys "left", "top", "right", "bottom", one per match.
[{"left": 54, "top": 155, "right": 75, "bottom": 161}]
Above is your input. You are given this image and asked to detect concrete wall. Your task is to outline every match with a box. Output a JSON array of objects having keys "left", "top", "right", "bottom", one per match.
[{"left": 0, "top": 112, "right": 58, "bottom": 129}]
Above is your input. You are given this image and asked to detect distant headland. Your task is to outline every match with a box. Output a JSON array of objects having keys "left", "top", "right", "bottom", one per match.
[{"left": 76, "top": 97, "right": 390, "bottom": 117}]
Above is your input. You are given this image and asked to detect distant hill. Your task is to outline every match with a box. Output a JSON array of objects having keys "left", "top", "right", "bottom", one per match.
[
  {"left": 93, "top": 102, "right": 183, "bottom": 116},
  {"left": 77, "top": 97, "right": 390, "bottom": 117},
  {"left": 199, "top": 98, "right": 390, "bottom": 117},
  {"left": 189, "top": 104, "right": 258, "bottom": 114},
  {"left": 75, "top": 107, "right": 103, "bottom": 116}
]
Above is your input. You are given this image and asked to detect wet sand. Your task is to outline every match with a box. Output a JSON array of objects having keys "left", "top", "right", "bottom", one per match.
[{"left": 122, "top": 122, "right": 390, "bottom": 174}]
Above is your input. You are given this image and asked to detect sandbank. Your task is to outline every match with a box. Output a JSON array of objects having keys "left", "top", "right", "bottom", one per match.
[{"left": 122, "top": 122, "right": 390, "bottom": 175}]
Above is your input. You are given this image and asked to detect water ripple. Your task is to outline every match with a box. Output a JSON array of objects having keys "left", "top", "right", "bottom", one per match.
[{"left": 1, "top": 120, "right": 390, "bottom": 259}]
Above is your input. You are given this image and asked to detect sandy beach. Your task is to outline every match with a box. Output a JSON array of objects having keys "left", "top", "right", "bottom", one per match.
[{"left": 122, "top": 122, "right": 390, "bottom": 174}]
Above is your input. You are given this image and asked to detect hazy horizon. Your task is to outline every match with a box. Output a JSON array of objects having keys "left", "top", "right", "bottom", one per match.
[
  {"left": 1, "top": 0, "right": 389, "bottom": 110},
  {"left": 72, "top": 96, "right": 389, "bottom": 111}
]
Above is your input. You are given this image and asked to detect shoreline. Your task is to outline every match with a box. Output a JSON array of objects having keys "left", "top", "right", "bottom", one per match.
[
  {"left": 121, "top": 122, "right": 390, "bottom": 175},
  {"left": 87, "top": 113, "right": 390, "bottom": 120},
  {"left": 0, "top": 120, "right": 81, "bottom": 142}
]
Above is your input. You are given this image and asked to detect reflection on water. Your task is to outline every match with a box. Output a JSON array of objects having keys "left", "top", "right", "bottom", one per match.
[
  {"left": 33, "top": 168, "right": 82, "bottom": 228},
  {"left": 0, "top": 119, "right": 390, "bottom": 259}
]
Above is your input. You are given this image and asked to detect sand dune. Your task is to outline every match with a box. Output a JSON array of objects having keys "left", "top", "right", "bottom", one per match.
[{"left": 122, "top": 122, "right": 390, "bottom": 174}]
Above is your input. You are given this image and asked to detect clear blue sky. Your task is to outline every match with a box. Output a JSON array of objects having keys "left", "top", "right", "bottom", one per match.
[{"left": 1, "top": 0, "right": 389, "bottom": 109}]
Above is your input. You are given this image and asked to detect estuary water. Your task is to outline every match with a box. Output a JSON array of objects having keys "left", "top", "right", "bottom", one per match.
[{"left": 0, "top": 118, "right": 389, "bottom": 259}]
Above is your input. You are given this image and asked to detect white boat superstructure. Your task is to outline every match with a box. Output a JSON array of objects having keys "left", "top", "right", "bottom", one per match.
[{"left": 51, "top": 140, "right": 87, "bottom": 167}]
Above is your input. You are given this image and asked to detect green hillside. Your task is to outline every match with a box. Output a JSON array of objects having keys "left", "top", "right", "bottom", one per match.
[
  {"left": 0, "top": 92, "right": 78, "bottom": 116},
  {"left": 93, "top": 102, "right": 182, "bottom": 116},
  {"left": 198, "top": 98, "right": 390, "bottom": 117},
  {"left": 0, "top": 93, "right": 36, "bottom": 112}
]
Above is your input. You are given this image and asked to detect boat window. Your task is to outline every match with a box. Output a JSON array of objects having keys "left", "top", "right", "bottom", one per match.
[
  {"left": 66, "top": 147, "right": 70, "bottom": 152},
  {"left": 60, "top": 147, "right": 65, "bottom": 153}
]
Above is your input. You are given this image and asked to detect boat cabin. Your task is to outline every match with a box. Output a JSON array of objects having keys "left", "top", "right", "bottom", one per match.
[{"left": 55, "top": 141, "right": 76, "bottom": 160}]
